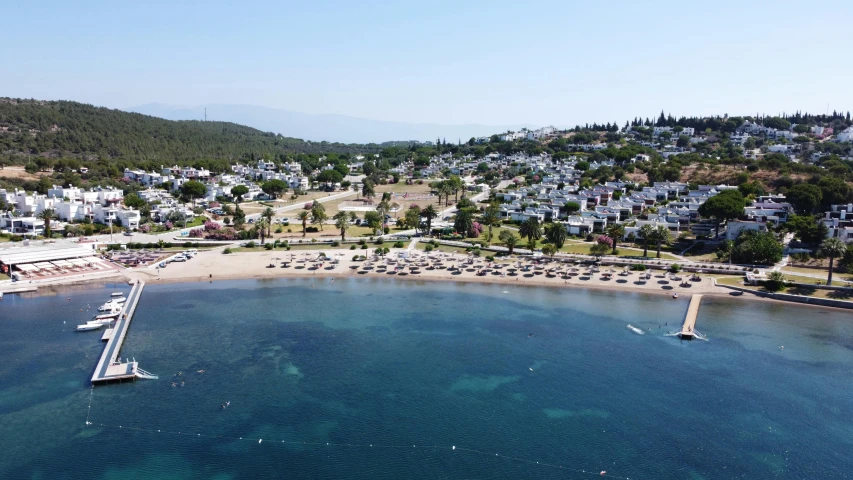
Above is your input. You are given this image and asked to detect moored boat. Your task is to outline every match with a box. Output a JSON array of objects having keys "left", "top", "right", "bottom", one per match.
[
  {"left": 111, "top": 292, "right": 124, "bottom": 298},
  {"left": 627, "top": 324, "right": 645, "bottom": 335},
  {"left": 76, "top": 322, "right": 104, "bottom": 331}
]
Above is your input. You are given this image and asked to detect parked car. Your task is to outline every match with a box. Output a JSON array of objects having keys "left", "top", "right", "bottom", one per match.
[
  {"left": 172, "top": 255, "right": 187, "bottom": 262},
  {"left": 123, "top": 230, "right": 133, "bottom": 236}
]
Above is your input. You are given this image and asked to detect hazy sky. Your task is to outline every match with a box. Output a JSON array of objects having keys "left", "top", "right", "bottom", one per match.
[{"left": 2, "top": 0, "right": 851, "bottom": 127}]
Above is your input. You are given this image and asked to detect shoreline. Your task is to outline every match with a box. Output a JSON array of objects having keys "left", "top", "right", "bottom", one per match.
[{"left": 3, "top": 248, "right": 818, "bottom": 310}]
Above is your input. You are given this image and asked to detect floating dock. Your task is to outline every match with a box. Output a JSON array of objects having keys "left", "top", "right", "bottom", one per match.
[
  {"left": 91, "top": 281, "right": 157, "bottom": 383},
  {"left": 679, "top": 294, "right": 703, "bottom": 340}
]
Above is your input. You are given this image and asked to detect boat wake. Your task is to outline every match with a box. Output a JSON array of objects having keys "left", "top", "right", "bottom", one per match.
[{"left": 626, "top": 324, "right": 645, "bottom": 335}]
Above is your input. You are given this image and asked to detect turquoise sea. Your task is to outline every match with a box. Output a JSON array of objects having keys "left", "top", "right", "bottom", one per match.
[{"left": 1, "top": 278, "right": 853, "bottom": 479}]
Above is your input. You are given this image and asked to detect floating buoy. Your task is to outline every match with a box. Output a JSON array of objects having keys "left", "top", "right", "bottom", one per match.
[
  {"left": 259, "top": 439, "right": 262, "bottom": 444},
  {"left": 452, "top": 446, "right": 456, "bottom": 450}
]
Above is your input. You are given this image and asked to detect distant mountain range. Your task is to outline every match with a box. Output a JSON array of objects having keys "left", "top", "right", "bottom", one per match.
[{"left": 124, "top": 103, "right": 535, "bottom": 144}]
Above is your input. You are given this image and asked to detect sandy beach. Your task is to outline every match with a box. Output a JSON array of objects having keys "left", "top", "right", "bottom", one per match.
[{"left": 115, "top": 246, "right": 733, "bottom": 299}]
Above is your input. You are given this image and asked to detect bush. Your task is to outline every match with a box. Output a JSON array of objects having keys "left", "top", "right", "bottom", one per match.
[
  {"left": 264, "top": 243, "right": 274, "bottom": 250},
  {"left": 246, "top": 241, "right": 256, "bottom": 248},
  {"left": 331, "top": 241, "right": 340, "bottom": 247},
  {"left": 352, "top": 255, "right": 361, "bottom": 261},
  {"left": 425, "top": 244, "right": 434, "bottom": 252},
  {"left": 765, "top": 271, "right": 786, "bottom": 292},
  {"left": 306, "top": 226, "right": 319, "bottom": 233},
  {"left": 350, "top": 245, "right": 357, "bottom": 250},
  {"left": 223, "top": 248, "right": 232, "bottom": 254},
  {"left": 669, "top": 263, "right": 682, "bottom": 273},
  {"left": 374, "top": 238, "right": 385, "bottom": 246},
  {"left": 630, "top": 264, "right": 647, "bottom": 271},
  {"left": 485, "top": 255, "right": 495, "bottom": 262},
  {"left": 393, "top": 241, "right": 404, "bottom": 248},
  {"left": 275, "top": 226, "right": 283, "bottom": 233}
]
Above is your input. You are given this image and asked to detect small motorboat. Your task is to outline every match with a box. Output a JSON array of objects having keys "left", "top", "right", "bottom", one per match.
[
  {"left": 672, "top": 292, "right": 679, "bottom": 299},
  {"left": 110, "top": 297, "right": 126, "bottom": 304},
  {"left": 111, "top": 292, "right": 124, "bottom": 298},
  {"left": 98, "top": 302, "right": 121, "bottom": 312},
  {"left": 93, "top": 312, "right": 119, "bottom": 321},
  {"left": 627, "top": 324, "right": 645, "bottom": 335},
  {"left": 76, "top": 322, "right": 104, "bottom": 331}
]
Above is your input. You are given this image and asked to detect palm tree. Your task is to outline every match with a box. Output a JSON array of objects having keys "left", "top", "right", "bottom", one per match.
[
  {"left": 499, "top": 230, "right": 519, "bottom": 255},
  {"left": 256, "top": 218, "right": 268, "bottom": 244},
  {"left": 480, "top": 202, "right": 501, "bottom": 243},
  {"left": 421, "top": 205, "right": 438, "bottom": 235},
  {"left": 439, "top": 182, "right": 454, "bottom": 207},
  {"left": 297, "top": 211, "right": 310, "bottom": 237},
  {"left": 261, "top": 207, "right": 275, "bottom": 237},
  {"left": 544, "top": 222, "right": 567, "bottom": 248},
  {"left": 518, "top": 217, "right": 542, "bottom": 245},
  {"left": 653, "top": 225, "right": 670, "bottom": 259},
  {"left": 37, "top": 208, "right": 57, "bottom": 239},
  {"left": 606, "top": 223, "right": 625, "bottom": 255},
  {"left": 819, "top": 237, "right": 847, "bottom": 285},
  {"left": 639, "top": 224, "right": 655, "bottom": 257},
  {"left": 334, "top": 211, "right": 349, "bottom": 241}
]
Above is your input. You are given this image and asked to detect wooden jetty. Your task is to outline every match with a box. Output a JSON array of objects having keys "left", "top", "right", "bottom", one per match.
[
  {"left": 679, "top": 294, "right": 703, "bottom": 340},
  {"left": 91, "top": 281, "right": 157, "bottom": 383}
]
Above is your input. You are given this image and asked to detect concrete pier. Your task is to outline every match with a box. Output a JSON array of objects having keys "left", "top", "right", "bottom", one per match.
[
  {"left": 680, "top": 294, "right": 703, "bottom": 340},
  {"left": 91, "top": 281, "right": 150, "bottom": 383}
]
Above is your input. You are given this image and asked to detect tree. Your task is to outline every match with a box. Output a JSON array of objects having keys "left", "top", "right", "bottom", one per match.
[
  {"left": 561, "top": 201, "right": 581, "bottom": 216},
  {"left": 606, "top": 223, "right": 625, "bottom": 254},
  {"left": 316, "top": 169, "right": 343, "bottom": 184},
  {"left": 480, "top": 202, "right": 501, "bottom": 242},
  {"left": 544, "top": 222, "right": 567, "bottom": 248},
  {"left": 519, "top": 217, "right": 542, "bottom": 245},
  {"left": 311, "top": 206, "right": 328, "bottom": 230},
  {"left": 652, "top": 226, "right": 670, "bottom": 259},
  {"left": 819, "top": 237, "right": 847, "bottom": 285},
  {"left": 817, "top": 177, "right": 852, "bottom": 208},
  {"left": 499, "top": 230, "right": 519, "bottom": 255},
  {"left": 785, "top": 214, "right": 826, "bottom": 244},
  {"left": 361, "top": 180, "right": 375, "bottom": 200},
  {"left": 364, "top": 211, "right": 382, "bottom": 235},
  {"left": 766, "top": 271, "right": 786, "bottom": 292},
  {"left": 403, "top": 207, "right": 421, "bottom": 230},
  {"left": 421, "top": 205, "right": 438, "bottom": 235},
  {"left": 333, "top": 211, "right": 349, "bottom": 241},
  {"left": 231, "top": 185, "right": 249, "bottom": 203},
  {"left": 676, "top": 135, "right": 690, "bottom": 148},
  {"left": 256, "top": 218, "right": 268, "bottom": 244},
  {"left": 542, "top": 244, "right": 558, "bottom": 258},
  {"left": 233, "top": 204, "right": 245, "bottom": 228},
  {"left": 123, "top": 193, "right": 147, "bottom": 209},
  {"left": 639, "top": 224, "right": 655, "bottom": 257},
  {"left": 590, "top": 238, "right": 610, "bottom": 259},
  {"left": 261, "top": 207, "right": 275, "bottom": 237},
  {"left": 38, "top": 208, "right": 57, "bottom": 238},
  {"left": 297, "top": 211, "right": 309, "bottom": 237},
  {"left": 786, "top": 184, "right": 822, "bottom": 214},
  {"left": 454, "top": 209, "right": 474, "bottom": 237},
  {"left": 262, "top": 179, "right": 288, "bottom": 199},
  {"left": 449, "top": 175, "right": 464, "bottom": 202},
  {"left": 731, "top": 230, "right": 783, "bottom": 265},
  {"left": 180, "top": 180, "right": 206, "bottom": 205},
  {"left": 698, "top": 190, "right": 745, "bottom": 238}
]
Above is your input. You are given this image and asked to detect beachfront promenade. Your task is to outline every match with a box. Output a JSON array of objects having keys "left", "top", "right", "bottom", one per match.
[{"left": 91, "top": 281, "right": 156, "bottom": 383}]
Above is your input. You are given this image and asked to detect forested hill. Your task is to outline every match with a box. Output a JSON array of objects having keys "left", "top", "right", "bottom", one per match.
[{"left": 0, "top": 98, "right": 382, "bottom": 162}]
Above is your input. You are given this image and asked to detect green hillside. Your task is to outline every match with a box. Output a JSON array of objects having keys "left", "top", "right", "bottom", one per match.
[{"left": 0, "top": 98, "right": 379, "bottom": 162}]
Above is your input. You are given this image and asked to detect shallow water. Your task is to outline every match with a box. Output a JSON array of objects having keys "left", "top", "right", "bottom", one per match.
[{"left": 1, "top": 278, "right": 852, "bottom": 479}]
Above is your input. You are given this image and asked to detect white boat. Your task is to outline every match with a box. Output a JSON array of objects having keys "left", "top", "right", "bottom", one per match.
[
  {"left": 76, "top": 322, "right": 104, "bottom": 331},
  {"left": 93, "top": 312, "right": 119, "bottom": 321},
  {"left": 110, "top": 297, "right": 126, "bottom": 304},
  {"left": 111, "top": 292, "right": 124, "bottom": 298},
  {"left": 627, "top": 324, "right": 645, "bottom": 335},
  {"left": 98, "top": 302, "right": 122, "bottom": 312}
]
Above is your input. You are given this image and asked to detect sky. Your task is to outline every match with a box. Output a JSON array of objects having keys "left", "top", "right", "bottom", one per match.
[{"left": 2, "top": 0, "right": 852, "bottom": 128}]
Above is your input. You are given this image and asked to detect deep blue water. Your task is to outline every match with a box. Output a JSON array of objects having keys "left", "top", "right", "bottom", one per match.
[{"left": 1, "top": 278, "right": 853, "bottom": 479}]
